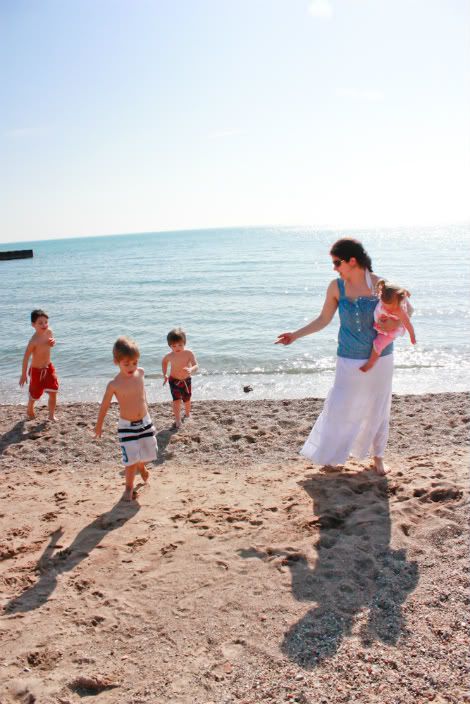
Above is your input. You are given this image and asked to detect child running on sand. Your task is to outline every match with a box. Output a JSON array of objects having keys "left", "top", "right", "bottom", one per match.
[
  {"left": 162, "top": 328, "right": 198, "bottom": 429},
  {"left": 95, "top": 337, "right": 157, "bottom": 501},
  {"left": 19, "top": 309, "right": 59, "bottom": 421},
  {"left": 360, "top": 280, "right": 416, "bottom": 372}
]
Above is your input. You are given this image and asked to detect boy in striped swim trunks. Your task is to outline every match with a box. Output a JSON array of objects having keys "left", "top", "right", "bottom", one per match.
[{"left": 95, "top": 337, "right": 157, "bottom": 501}]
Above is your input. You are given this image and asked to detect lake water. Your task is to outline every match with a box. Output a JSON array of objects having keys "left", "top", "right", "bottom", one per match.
[{"left": 1, "top": 225, "right": 469, "bottom": 404}]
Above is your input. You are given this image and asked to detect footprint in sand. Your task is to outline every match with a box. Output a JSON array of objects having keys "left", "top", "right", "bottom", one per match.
[
  {"left": 160, "top": 543, "right": 179, "bottom": 556},
  {"left": 41, "top": 511, "right": 58, "bottom": 522},
  {"left": 26, "top": 648, "right": 62, "bottom": 670}
]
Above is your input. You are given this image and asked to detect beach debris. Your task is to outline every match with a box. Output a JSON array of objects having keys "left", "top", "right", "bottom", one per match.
[
  {"left": 69, "top": 674, "right": 120, "bottom": 693},
  {"left": 243, "top": 385, "right": 253, "bottom": 393}
]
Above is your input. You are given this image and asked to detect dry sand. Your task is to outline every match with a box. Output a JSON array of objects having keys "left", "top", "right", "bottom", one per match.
[{"left": 0, "top": 393, "right": 468, "bottom": 704}]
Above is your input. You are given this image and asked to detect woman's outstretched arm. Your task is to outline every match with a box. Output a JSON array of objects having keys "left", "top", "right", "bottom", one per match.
[{"left": 275, "top": 280, "right": 339, "bottom": 345}]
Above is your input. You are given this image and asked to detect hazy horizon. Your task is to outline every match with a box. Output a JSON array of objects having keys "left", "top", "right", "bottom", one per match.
[{"left": 1, "top": 220, "right": 469, "bottom": 249}]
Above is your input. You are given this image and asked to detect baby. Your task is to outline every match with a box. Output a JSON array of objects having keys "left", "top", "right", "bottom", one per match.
[
  {"left": 360, "top": 280, "right": 416, "bottom": 372},
  {"left": 162, "top": 328, "right": 198, "bottom": 428},
  {"left": 95, "top": 337, "right": 157, "bottom": 501},
  {"left": 19, "top": 309, "right": 59, "bottom": 420}
]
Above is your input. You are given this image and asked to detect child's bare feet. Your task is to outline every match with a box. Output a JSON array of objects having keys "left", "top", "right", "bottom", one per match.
[
  {"left": 27, "top": 401, "right": 35, "bottom": 419},
  {"left": 47, "top": 414, "right": 57, "bottom": 422},
  {"left": 122, "top": 487, "right": 135, "bottom": 501},
  {"left": 172, "top": 421, "right": 182, "bottom": 430},
  {"left": 140, "top": 466, "right": 150, "bottom": 483}
]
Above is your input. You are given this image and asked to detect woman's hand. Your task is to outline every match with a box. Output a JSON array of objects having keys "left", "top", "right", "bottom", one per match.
[{"left": 275, "top": 332, "right": 296, "bottom": 345}]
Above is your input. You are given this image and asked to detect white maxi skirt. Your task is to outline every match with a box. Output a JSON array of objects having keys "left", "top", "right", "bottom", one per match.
[{"left": 300, "top": 354, "right": 394, "bottom": 466}]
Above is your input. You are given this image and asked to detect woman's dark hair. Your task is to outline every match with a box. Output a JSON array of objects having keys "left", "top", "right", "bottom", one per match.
[{"left": 329, "top": 238, "right": 373, "bottom": 272}]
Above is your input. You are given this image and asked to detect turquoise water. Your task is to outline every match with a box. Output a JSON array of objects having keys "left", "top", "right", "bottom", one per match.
[{"left": 1, "top": 225, "right": 469, "bottom": 403}]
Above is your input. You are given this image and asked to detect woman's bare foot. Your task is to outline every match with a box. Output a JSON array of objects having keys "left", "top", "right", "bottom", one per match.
[{"left": 372, "top": 456, "right": 389, "bottom": 475}]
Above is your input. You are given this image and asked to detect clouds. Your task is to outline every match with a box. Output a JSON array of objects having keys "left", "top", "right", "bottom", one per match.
[{"left": 308, "top": 0, "right": 333, "bottom": 20}]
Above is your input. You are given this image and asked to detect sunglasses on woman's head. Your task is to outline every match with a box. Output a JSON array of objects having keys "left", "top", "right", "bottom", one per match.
[{"left": 332, "top": 259, "right": 343, "bottom": 267}]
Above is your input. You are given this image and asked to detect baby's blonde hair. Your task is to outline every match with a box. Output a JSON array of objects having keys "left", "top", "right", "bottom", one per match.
[
  {"left": 377, "top": 279, "right": 410, "bottom": 305},
  {"left": 113, "top": 336, "right": 140, "bottom": 361}
]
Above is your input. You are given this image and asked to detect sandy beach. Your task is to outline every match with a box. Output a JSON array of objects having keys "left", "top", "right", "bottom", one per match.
[{"left": 0, "top": 393, "right": 468, "bottom": 704}]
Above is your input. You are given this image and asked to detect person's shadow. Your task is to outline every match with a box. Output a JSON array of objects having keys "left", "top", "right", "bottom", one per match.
[
  {"left": 0, "top": 420, "right": 48, "bottom": 457},
  {"left": 241, "top": 471, "right": 418, "bottom": 668},
  {"left": 154, "top": 426, "right": 178, "bottom": 465},
  {"left": 5, "top": 499, "right": 140, "bottom": 613}
]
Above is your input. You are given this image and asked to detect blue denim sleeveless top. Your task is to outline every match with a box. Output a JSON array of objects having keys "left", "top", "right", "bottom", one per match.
[{"left": 337, "top": 277, "right": 394, "bottom": 359}]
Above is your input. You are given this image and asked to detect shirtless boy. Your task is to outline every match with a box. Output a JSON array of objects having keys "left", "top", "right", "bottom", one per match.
[
  {"left": 162, "top": 328, "right": 198, "bottom": 429},
  {"left": 19, "top": 309, "right": 59, "bottom": 420},
  {"left": 95, "top": 337, "right": 157, "bottom": 501}
]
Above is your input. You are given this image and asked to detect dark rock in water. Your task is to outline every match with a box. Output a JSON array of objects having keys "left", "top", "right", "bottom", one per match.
[{"left": 243, "top": 385, "right": 253, "bottom": 393}]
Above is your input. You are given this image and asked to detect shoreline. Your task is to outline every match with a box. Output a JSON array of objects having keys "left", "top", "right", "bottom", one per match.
[
  {"left": 1, "top": 392, "right": 468, "bottom": 703},
  {"left": 2, "top": 370, "right": 469, "bottom": 405}
]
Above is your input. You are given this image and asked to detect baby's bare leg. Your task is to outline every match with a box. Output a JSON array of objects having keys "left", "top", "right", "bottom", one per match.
[
  {"left": 27, "top": 398, "right": 36, "bottom": 419},
  {"left": 47, "top": 392, "right": 57, "bottom": 421},
  {"left": 360, "top": 348, "right": 379, "bottom": 372},
  {"left": 123, "top": 464, "right": 138, "bottom": 501},
  {"left": 172, "top": 400, "right": 182, "bottom": 427}
]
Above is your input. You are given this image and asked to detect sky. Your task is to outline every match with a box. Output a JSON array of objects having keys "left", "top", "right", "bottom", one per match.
[{"left": 1, "top": 0, "right": 469, "bottom": 243}]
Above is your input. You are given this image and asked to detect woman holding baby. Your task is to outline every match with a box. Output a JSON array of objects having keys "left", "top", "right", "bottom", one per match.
[{"left": 276, "top": 238, "right": 406, "bottom": 475}]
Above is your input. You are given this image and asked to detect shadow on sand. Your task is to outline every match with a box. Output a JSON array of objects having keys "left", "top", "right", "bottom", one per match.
[
  {"left": 0, "top": 420, "right": 48, "bottom": 457},
  {"left": 5, "top": 499, "right": 140, "bottom": 613},
  {"left": 242, "top": 470, "right": 419, "bottom": 668},
  {"left": 154, "top": 425, "right": 180, "bottom": 465}
]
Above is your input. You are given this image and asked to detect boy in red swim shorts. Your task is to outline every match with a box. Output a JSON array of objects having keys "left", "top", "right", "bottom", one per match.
[{"left": 19, "top": 309, "right": 59, "bottom": 420}]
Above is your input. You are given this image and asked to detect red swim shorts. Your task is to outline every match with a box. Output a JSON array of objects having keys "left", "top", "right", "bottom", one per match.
[{"left": 29, "top": 363, "right": 59, "bottom": 400}]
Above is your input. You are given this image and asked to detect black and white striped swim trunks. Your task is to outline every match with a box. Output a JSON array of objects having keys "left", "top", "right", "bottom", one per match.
[{"left": 117, "top": 413, "right": 157, "bottom": 466}]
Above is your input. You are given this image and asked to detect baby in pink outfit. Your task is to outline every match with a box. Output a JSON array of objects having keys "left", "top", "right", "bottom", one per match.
[{"left": 360, "top": 280, "right": 416, "bottom": 372}]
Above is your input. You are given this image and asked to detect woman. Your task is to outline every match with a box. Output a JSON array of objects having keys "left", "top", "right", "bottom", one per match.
[{"left": 276, "top": 238, "right": 398, "bottom": 475}]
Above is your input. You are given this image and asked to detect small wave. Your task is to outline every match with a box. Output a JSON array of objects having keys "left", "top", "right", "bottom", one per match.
[{"left": 145, "top": 365, "right": 338, "bottom": 379}]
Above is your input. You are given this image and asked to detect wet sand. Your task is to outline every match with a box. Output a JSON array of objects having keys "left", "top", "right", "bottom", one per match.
[{"left": 0, "top": 393, "right": 469, "bottom": 704}]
